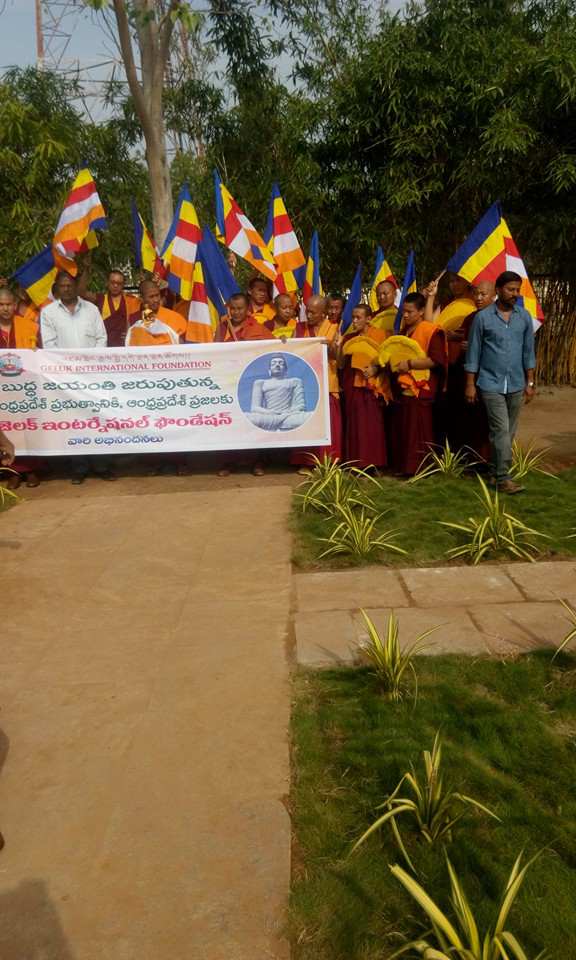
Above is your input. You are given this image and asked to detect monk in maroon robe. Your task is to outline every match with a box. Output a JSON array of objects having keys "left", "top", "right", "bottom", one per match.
[
  {"left": 340, "top": 304, "right": 388, "bottom": 469},
  {"left": 79, "top": 267, "right": 140, "bottom": 346},
  {"left": 387, "top": 292, "right": 447, "bottom": 476}
]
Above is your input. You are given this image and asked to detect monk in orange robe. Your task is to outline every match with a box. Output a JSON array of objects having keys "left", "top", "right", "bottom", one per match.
[
  {"left": 340, "top": 304, "right": 389, "bottom": 470},
  {"left": 248, "top": 277, "right": 276, "bottom": 326},
  {"left": 388, "top": 292, "right": 447, "bottom": 476},
  {"left": 215, "top": 293, "right": 273, "bottom": 342},
  {"left": 291, "top": 294, "right": 343, "bottom": 468},
  {"left": 371, "top": 280, "right": 398, "bottom": 333},
  {"left": 79, "top": 267, "right": 141, "bottom": 347},
  {"left": 424, "top": 272, "right": 476, "bottom": 448},
  {"left": 327, "top": 294, "right": 345, "bottom": 326},
  {"left": 215, "top": 293, "right": 272, "bottom": 476},
  {"left": 271, "top": 294, "right": 297, "bottom": 337},
  {"left": 127, "top": 280, "right": 187, "bottom": 346},
  {"left": 0, "top": 288, "right": 41, "bottom": 486}
]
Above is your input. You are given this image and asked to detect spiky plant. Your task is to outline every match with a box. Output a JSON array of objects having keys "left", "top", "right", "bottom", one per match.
[
  {"left": 295, "top": 455, "right": 378, "bottom": 515},
  {"left": 356, "top": 610, "right": 437, "bottom": 702},
  {"left": 439, "top": 476, "right": 547, "bottom": 563},
  {"left": 408, "top": 439, "right": 475, "bottom": 483},
  {"left": 551, "top": 598, "right": 576, "bottom": 661},
  {"left": 318, "top": 504, "right": 406, "bottom": 562},
  {"left": 510, "top": 440, "right": 557, "bottom": 481}
]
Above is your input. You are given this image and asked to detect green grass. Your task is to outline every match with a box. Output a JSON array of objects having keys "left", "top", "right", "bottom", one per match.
[
  {"left": 292, "top": 468, "right": 576, "bottom": 569},
  {"left": 290, "top": 655, "right": 576, "bottom": 959}
]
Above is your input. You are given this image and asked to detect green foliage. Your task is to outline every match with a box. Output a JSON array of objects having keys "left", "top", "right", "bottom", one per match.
[
  {"left": 0, "top": 471, "right": 21, "bottom": 509},
  {"left": 408, "top": 440, "right": 473, "bottom": 483},
  {"left": 352, "top": 732, "right": 499, "bottom": 870},
  {"left": 291, "top": 659, "right": 576, "bottom": 957},
  {"left": 356, "top": 610, "right": 436, "bottom": 703},
  {"left": 510, "top": 440, "right": 558, "bottom": 481},
  {"left": 552, "top": 598, "right": 576, "bottom": 662},
  {"left": 439, "top": 477, "right": 547, "bottom": 564},
  {"left": 295, "top": 455, "right": 378, "bottom": 515},
  {"left": 318, "top": 504, "right": 406, "bottom": 562},
  {"left": 389, "top": 853, "right": 546, "bottom": 960}
]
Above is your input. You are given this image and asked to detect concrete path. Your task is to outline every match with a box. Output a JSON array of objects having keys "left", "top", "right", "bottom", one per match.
[
  {"left": 294, "top": 561, "right": 576, "bottom": 665},
  {"left": 0, "top": 486, "right": 292, "bottom": 960}
]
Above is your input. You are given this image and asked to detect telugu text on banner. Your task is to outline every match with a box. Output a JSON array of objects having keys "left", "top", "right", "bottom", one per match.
[{"left": 0, "top": 340, "right": 330, "bottom": 456}]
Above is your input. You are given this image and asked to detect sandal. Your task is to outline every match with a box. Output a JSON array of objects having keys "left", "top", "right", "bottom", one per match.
[
  {"left": 25, "top": 473, "right": 40, "bottom": 488},
  {"left": 252, "top": 463, "right": 265, "bottom": 477}
]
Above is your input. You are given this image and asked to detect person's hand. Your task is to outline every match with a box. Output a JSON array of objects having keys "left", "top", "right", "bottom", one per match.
[
  {"left": 363, "top": 363, "right": 378, "bottom": 379},
  {"left": 465, "top": 383, "right": 477, "bottom": 404},
  {"left": 396, "top": 359, "right": 411, "bottom": 373},
  {"left": 0, "top": 434, "right": 15, "bottom": 466},
  {"left": 447, "top": 330, "right": 464, "bottom": 342},
  {"left": 524, "top": 384, "right": 536, "bottom": 404}
]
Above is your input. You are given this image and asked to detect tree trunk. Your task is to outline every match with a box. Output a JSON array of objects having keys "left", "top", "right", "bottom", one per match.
[{"left": 145, "top": 119, "right": 173, "bottom": 245}]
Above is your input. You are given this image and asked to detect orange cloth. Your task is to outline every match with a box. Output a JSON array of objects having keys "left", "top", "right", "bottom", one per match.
[
  {"left": 217, "top": 316, "right": 273, "bottom": 342},
  {"left": 0, "top": 313, "right": 39, "bottom": 348},
  {"left": 100, "top": 293, "right": 140, "bottom": 322},
  {"left": 127, "top": 305, "right": 187, "bottom": 346},
  {"left": 398, "top": 321, "right": 447, "bottom": 397},
  {"left": 296, "top": 318, "right": 340, "bottom": 396}
]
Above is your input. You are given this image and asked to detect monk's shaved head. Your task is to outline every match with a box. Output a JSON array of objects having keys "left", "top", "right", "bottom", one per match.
[
  {"left": 0, "top": 288, "right": 16, "bottom": 302},
  {"left": 0, "top": 287, "right": 17, "bottom": 323},
  {"left": 305, "top": 294, "right": 327, "bottom": 327},
  {"left": 473, "top": 280, "right": 496, "bottom": 310}
]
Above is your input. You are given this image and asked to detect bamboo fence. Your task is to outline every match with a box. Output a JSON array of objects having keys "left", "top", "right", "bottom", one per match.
[{"left": 535, "top": 277, "right": 576, "bottom": 385}]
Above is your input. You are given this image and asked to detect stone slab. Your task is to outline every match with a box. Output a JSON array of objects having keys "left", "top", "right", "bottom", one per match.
[
  {"left": 352, "top": 606, "right": 501, "bottom": 657},
  {"left": 505, "top": 560, "right": 576, "bottom": 602},
  {"left": 400, "top": 565, "right": 523, "bottom": 607},
  {"left": 294, "top": 568, "right": 409, "bottom": 613},
  {"left": 295, "top": 610, "right": 358, "bottom": 666},
  {"left": 487, "top": 601, "right": 575, "bottom": 650},
  {"left": 0, "top": 487, "right": 292, "bottom": 960}
]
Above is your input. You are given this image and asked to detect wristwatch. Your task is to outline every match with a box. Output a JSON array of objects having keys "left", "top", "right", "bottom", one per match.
[{"left": 527, "top": 381, "right": 535, "bottom": 388}]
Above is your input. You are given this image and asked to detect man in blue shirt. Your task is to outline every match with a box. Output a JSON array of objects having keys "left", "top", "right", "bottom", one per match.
[{"left": 464, "top": 270, "right": 536, "bottom": 494}]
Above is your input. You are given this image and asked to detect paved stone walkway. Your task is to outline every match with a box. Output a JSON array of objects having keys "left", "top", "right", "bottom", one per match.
[
  {"left": 0, "top": 487, "right": 292, "bottom": 960},
  {"left": 294, "top": 561, "right": 576, "bottom": 665}
]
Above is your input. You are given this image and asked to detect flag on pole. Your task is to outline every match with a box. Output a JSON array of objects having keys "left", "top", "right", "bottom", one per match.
[
  {"left": 199, "top": 226, "right": 240, "bottom": 307},
  {"left": 446, "top": 202, "right": 543, "bottom": 329},
  {"left": 52, "top": 168, "right": 107, "bottom": 270},
  {"left": 263, "top": 183, "right": 306, "bottom": 295},
  {"left": 340, "top": 263, "right": 363, "bottom": 334},
  {"left": 12, "top": 245, "right": 56, "bottom": 306},
  {"left": 186, "top": 228, "right": 242, "bottom": 342},
  {"left": 301, "top": 231, "right": 323, "bottom": 305},
  {"left": 369, "top": 246, "right": 398, "bottom": 312},
  {"left": 161, "top": 184, "right": 202, "bottom": 300},
  {"left": 131, "top": 200, "right": 163, "bottom": 275},
  {"left": 394, "top": 249, "right": 417, "bottom": 332},
  {"left": 215, "top": 175, "right": 277, "bottom": 282},
  {"left": 213, "top": 169, "right": 226, "bottom": 243}
]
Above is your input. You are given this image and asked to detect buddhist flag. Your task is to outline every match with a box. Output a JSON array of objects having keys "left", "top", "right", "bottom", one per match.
[
  {"left": 186, "top": 249, "right": 217, "bottom": 343},
  {"left": 264, "top": 183, "right": 306, "bottom": 295},
  {"left": 200, "top": 226, "right": 240, "bottom": 307},
  {"left": 161, "top": 184, "right": 202, "bottom": 300},
  {"left": 215, "top": 174, "right": 277, "bottom": 282},
  {"left": 213, "top": 169, "right": 226, "bottom": 244},
  {"left": 447, "top": 202, "right": 543, "bottom": 330},
  {"left": 12, "top": 245, "right": 56, "bottom": 306},
  {"left": 131, "top": 200, "right": 163, "bottom": 275},
  {"left": 369, "top": 246, "right": 398, "bottom": 312},
  {"left": 52, "top": 168, "right": 107, "bottom": 271},
  {"left": 301, "top": 231, "right": 323, "bottom": 305},
  {"left": 395, "top": 249, "right": 417, "bottom": 332},
  {"left": 340, "top": 263, "right": 363, "bottom": 334}
]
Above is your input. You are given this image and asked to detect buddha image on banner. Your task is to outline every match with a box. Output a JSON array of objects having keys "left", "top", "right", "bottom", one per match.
[{"left": 237, "top": 352, "right": 320, "bottom": 432}]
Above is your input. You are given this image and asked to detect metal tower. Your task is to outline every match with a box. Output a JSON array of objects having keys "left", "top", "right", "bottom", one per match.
[{"left": 35, "top": 0, "right": 80, "bottom": 71}]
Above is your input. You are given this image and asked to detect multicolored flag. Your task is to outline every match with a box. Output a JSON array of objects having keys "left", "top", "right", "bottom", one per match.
[
  {"left": 161, "top": 184, "right": 202, "bottom": 300},
  {"left": 186, "top": 228, "right": 241, "bottom": 342},
  {"left": 263, "top": 183, "right": 306, "bottom": 295},
  {"left": 213, "top": 169, "right": 226, "bottom": 244},
  {"left": 340, "top": 263, "right": 363, "bottom": 334},
  {"left": 369, "top": 246, "right": 398, "bottom": 312},
  {"left": 394, "top": 249, "right": 417, "bottom": 332},
  {"left": 301, "top": 231, "right": 324, "bottom": 305},
  {"left": 446, "top": 202, "right": 543, "bottom": 329},
  {"left": 131, "top": 200, "right": 163, "bottom": 276},
  {"left": 12, "top": 245, "right": 56, "bottom": 306},
  {"left": 52, "top": 168, "right": 107, "bottom": 270},
  {"left": 215, "top": 175, "right": 277, "bottom": 282}
]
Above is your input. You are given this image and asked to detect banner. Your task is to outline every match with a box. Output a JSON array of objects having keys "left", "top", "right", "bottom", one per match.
[{"left": 0, "top": 340, "right": 330, "bottom": 456}]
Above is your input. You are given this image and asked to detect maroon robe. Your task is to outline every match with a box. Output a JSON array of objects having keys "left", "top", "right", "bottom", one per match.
[
  {"left": 95, "top": 294, "right": 133, "bottom": 347},
  {"left": 389, "top": 330, "right": 446, "bottom": 476},
  {"left": 341, "top": 353, "right": 387, "bottom": 469},
  {"left": 441, "top": 311, "right": 491, "bottom": 461}
]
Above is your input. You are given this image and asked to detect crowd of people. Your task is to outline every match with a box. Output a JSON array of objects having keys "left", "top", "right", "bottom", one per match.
[{"left": 0, "top": 264, "right": 536, "bottom": 492}]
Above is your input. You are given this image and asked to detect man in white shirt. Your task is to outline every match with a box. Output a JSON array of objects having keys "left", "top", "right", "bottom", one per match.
[
  {"left": 40, "top": 270, "right": 114, "bottom": 483},
  {"left": 40, "top": 270, "right": 107, "bottom": 348}
]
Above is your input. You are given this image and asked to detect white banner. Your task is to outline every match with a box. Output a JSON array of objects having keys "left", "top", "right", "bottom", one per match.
[{"left": 0, "top": 340, "right": 330, "bottom": 456}]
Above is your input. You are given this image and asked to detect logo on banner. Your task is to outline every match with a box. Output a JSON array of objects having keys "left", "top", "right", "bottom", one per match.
[
  {"left": 0, "top": 353, "right": 23, "bottom": 377},
  {"left": 237, "top": 351, "right": 320, "bottom": 432}
]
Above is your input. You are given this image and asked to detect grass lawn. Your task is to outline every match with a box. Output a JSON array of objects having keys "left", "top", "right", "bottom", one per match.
[
  {"left": 291, "top": 467, "right": 576, "bottom": 569},
  {"left": 290, "top": 655, "right": 576, "bottom": 958}
]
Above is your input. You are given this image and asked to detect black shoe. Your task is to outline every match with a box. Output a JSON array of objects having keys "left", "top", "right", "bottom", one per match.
[{"left": 71, "top": 475, "right": 86, "bottom": 485}]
